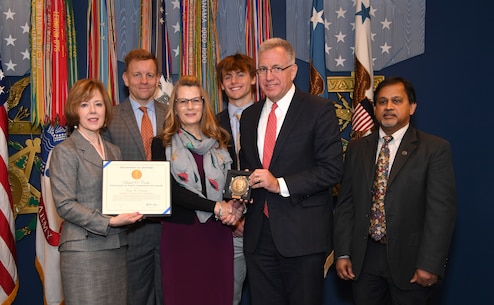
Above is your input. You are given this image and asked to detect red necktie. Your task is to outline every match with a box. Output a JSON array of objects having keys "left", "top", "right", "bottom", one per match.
[
  {"left": 139, "top": 106, "right": 153, "bottom": 160},
  {"left": 369, "top": 135, "right": 393, "bottom": 241},
  {"left": 262, "top": 103, "right": 278, "bottom": 217}
]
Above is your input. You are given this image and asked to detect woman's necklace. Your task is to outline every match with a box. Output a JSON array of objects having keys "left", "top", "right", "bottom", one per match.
[{"left": 77, "top": 127, "right": 106, "bottom": 159}]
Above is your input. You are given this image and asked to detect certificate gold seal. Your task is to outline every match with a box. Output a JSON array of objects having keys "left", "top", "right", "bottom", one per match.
[
  {"left": 230, "top": 175, "right": 249, "bottom": 199},
  {"left": 131, "top": 169, "right": 142, "bottom": 179}
]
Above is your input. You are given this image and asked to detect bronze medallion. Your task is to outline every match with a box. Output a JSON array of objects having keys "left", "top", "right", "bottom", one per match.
[{"left": 230, "top": 175, "right": 249, "bottom": 199}]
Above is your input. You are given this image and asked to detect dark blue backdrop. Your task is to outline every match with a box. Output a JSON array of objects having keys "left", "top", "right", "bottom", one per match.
[{"left": 11, "top": 1, "right": 493, "bottom": 304}]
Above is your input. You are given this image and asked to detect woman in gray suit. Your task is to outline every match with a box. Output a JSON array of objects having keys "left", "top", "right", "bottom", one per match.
[{"left": 50, "top": 79, "right": 143, "bottom": 305}]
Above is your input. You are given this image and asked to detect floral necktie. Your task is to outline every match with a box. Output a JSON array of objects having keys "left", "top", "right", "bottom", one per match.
[{"left": 369, "top": 135, "right": 393, "bottom": 241}]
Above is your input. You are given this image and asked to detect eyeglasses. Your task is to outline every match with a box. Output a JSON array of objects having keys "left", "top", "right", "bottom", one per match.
[
  {"left": 176, "top": 97, "right": 204, "bottom": 107},
  {"left": 256, "top": 64, "right": 293, "bottom": 75}
]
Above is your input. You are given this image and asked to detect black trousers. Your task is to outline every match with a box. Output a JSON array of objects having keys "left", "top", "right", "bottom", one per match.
[
  {"left": 245, "top": 215, "right": 325, "bottom": 305},
  {"left": 352, "top": 238, "right": 436, "bottom": 305}
]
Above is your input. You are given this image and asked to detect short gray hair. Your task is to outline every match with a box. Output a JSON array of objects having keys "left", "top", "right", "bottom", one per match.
[{"left": 259, "top": 38, "right": 295, "bottom": 63}]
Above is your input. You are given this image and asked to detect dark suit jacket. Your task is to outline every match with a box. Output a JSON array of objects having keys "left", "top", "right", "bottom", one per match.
[
  {"left": 333, "top": 126, "right": 457, "bottom": 290},
  {"left": 151, "top": 137, "right": 217, "bottom": 224},
  {"left": 50, "top": 129, "right": 125, "bottom": 252},
  {"left": 239, "top": 88, "right": 343, "bottom": 257},
  {"left": 102, "top": 98, "right": 167, "bottom": 160},
  {"left": 216, "top": 109, "right": 237, "bottom": 170}
]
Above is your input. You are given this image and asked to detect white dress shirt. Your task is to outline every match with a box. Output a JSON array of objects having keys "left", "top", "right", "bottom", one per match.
[
  {"left": 257, "top": 85, "right": 296, "bottom": 197},
  {"left": 376, "top": 124, "right": 409, "bottom": 173}
]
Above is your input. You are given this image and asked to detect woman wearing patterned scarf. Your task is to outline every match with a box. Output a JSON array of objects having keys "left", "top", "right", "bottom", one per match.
[{"left": 152, "top": 75, "right": 241, "bottom": 305}]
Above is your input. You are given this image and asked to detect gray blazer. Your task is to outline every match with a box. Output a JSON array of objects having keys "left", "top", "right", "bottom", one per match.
[
  {"left": 50, "top": 129, "right": 125, "bottom": 252},
  {"left": 102, "top": 98, "right": 167, "bottom": 160}
]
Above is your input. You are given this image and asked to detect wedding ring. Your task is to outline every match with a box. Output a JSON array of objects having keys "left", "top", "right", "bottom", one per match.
[{"left": 257, "top": 177, "right": 261, "bottom": 183}]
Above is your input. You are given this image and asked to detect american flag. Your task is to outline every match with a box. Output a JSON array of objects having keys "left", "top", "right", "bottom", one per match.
[
  {"left": 309, "top": 0, "right": 329, "bottom": 98},
  {"left": 0, "top": 1, "right": 31, "bottom": 77},
  {"left": 286, "top": 0, "right": 426, "bottom": 72},
  {"left": 0, "top": 53, "right": 18, "bottom": 305},
  {"left": 352, "top": 0, "right": 375, "bottom": 137}
]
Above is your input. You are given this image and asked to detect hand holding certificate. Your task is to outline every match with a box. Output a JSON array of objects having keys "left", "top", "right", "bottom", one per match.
[
  {"left": 108, "top": 212, "right": 144, "bottom": 226},
  {"left": 102, "top": 161, "right": 171, "bottom": 216}
]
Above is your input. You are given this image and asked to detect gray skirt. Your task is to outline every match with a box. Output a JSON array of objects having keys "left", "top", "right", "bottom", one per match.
[{"left": 60, "top": 247, "right": 127, "bottom": 305}]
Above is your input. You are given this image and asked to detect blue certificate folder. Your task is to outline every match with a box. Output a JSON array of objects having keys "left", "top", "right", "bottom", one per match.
[{"left": 102, "top": 160, "right": 171, "bottom": 216}]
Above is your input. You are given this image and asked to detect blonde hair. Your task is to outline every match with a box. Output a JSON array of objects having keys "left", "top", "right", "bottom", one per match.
[{"left": 158, "top": 75, "right": 229, "bottom": 148}]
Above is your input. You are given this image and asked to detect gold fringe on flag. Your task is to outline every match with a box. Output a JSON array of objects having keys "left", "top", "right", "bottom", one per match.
[
  {"left": 31, "top": 0, "right": 77, "bottom": 127},
  {"left": 31, "top": 0, "right": 45, "bottom": 127},
  {"left": 66, "top": 0, "right": 78, "bottom": 88}
]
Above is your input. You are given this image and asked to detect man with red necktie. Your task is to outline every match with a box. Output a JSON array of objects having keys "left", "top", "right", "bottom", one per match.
[{"left": 239, "top": 38, "right": 343, "bottom": 305}]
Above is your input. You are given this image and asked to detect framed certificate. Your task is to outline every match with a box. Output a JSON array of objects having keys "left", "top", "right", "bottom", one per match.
[{"left": 102, "top": 161, "right": 171, "bottom": 216}]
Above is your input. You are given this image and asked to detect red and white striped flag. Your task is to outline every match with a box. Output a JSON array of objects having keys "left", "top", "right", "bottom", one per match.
[
  {"left": 352, "top": 0, "right": 375, "bottom": 139},
  {"left": 0, "top": 54, "right": 18, "bottom": 305}
]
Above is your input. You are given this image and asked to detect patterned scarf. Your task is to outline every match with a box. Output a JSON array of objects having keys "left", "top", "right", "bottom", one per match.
[{"left": 166, "top": 128, "right": 232, "bottom": 223}]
